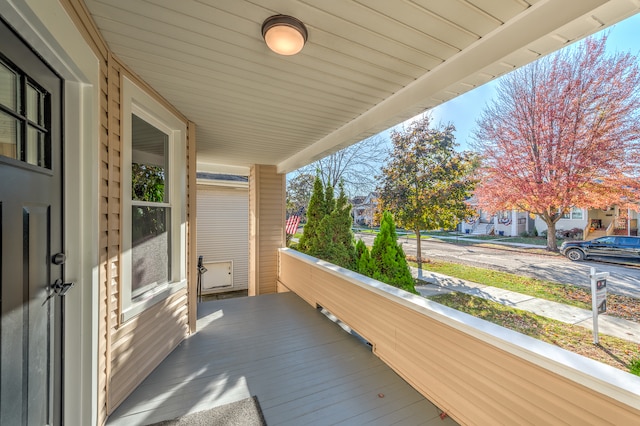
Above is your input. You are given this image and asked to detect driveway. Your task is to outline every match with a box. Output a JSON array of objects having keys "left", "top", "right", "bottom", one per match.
[{"left": 355, "top": 233, "right": 640, "bottom": 298}]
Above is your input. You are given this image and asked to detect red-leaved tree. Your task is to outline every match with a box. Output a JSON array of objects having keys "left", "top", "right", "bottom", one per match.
[{"left": 473, "top": 35, "right": 640, "bottom": 251}]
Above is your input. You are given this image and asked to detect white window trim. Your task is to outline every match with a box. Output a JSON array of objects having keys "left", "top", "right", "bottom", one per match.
[{"left": 121, "top": 77, "right": 187, "bottom": 323}]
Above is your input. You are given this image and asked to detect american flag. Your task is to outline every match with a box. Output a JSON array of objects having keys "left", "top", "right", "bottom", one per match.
[{"left": 285, "top": 215, "right": 301, "bottom": 235}]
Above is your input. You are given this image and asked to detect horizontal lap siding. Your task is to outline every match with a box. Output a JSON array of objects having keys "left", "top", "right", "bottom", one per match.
[
  {"left": 278, "top": 253, "right": 314, "bottom": 305},
  {"left": 278, "top": 249, "right": 640, "bottom": 425},
  {"left": 102, "top": 49, "right": 117, "bottom": 426},
  {"left": 250, "top": 165, "right": 284, "bottom": 295},
  {"left": 106, "top": 57, "right": 191, "bottom": 415},
  {"left": 106, "top": 59, "right": 121, "bottom": 419},
  {"left": 109, "top": 290, "right": 189, "bottom": 409},
  {"left": 60, "top": 1, "right": 193, "bottom": 422},
  {"left": 259, "top": 170, "right": 284, "bottom": 294}
]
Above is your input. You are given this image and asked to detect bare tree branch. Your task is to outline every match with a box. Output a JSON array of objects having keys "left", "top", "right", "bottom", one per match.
[{"left": 294, "top": 135, "right": 387, "bottom": 198}]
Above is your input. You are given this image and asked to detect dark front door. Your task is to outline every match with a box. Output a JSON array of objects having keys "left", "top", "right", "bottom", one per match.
[{"left": 0, "top": 18, "right": 63, "bottom": 425}]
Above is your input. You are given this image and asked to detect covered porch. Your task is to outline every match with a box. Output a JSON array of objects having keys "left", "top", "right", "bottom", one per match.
[
  {"left": 3, "top": 1, "right": 640, "bottom": 425},
  {"left": 108, "top": 249, "right": 640, "bottom": 425},
  {"left": 107, "top": 291, "right": 453, "bottom": 425}
]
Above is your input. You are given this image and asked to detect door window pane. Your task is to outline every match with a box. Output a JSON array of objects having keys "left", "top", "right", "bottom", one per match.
[
  {"left": 0, "top": 110, "right": 20, "bottom": 159},
  {"left": 26, "top": 125, "right": 47, "bottom": 167},
  {"left": 26, "top": 83, "right": 44, "bottom": 125},
  {"left": 0, "top": 61, "right": 18, "bottom": 111},
  {"left": 0, "top": 63, "right": 50, "bottom": 169}
]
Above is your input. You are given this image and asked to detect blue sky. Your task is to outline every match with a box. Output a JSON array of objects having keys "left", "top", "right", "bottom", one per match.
[
  {"left": 291, "top": 14, "right": 640, "bottom": 183},
  {"left": 421, "top": 13, "right": 640, "bottom": 152}
]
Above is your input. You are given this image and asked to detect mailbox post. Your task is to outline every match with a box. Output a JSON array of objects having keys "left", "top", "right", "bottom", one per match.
[{"left": 590, "top": 267, "right": 609, "bottom": 345}]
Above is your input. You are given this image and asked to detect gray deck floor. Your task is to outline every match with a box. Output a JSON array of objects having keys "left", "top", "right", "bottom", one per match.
[{"left": 106, "top": 292, "right": 457, "bottom": 425}]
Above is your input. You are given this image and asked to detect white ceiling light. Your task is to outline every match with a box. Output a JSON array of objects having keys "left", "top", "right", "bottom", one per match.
[{"left": 262, "top": 15, "right": 308, "bottom": 56}]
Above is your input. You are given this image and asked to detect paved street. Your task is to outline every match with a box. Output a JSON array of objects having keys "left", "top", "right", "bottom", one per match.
[{"left": 355, "top": 233, "right": 640, "bottom": 298}]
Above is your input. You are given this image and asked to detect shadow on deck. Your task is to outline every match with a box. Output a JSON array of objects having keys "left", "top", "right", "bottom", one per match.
[{"left": 107, "top": 292, "right": 456, "bottom": 425}]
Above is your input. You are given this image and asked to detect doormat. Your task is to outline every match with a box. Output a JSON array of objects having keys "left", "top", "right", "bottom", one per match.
[{"left": 146, "top": 396, "right": 267, "bottom": 426}]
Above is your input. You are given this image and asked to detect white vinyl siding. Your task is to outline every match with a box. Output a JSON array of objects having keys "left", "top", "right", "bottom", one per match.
[{"left": 197, "top": 184, "right": 248, "bottom": 291}]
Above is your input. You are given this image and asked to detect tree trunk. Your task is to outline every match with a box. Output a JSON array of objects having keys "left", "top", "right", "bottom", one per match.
[
  {"left": 545, "top": 220, "right": 559, "bottom": 251},
  {"left": 415, "top": 229, "right": 422, "bottom": 267}
]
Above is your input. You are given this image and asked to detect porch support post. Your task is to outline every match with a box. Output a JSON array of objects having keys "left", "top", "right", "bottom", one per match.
[
  {"left": 187, "top": 121, "right": 197, "bottom": 333},
  {"left": 249, "top": 165, "right": 286, "bottom": 295},
  {"left": 511, "top": 209, "right": 518, "bottom": 236}
]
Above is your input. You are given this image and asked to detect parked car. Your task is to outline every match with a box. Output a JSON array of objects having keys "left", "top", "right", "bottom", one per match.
[{"left": 560, "top": 236, "right": 640, "bottom": 261}]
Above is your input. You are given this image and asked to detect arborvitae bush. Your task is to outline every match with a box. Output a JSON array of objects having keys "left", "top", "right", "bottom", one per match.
[
  {"left": 355, "top": 239, "right": 373, "bottom": 276},
  {"left": 298, "top": 176, "right": 326, "bottom": 255},
  {"left": 324, "top": 184, "right": 335, "bottom": 215},
  {"left": 298, "top": 178, "right": 356, "bottom": 269},
  {"left": 297, "top": 181, "right": 414, "bottom": 294},
  {"left": 315, "top": 183, "right": 356, "bottom": 269},
  {"left": 369, "top": 211, "right": 417, "bottom": 294}
]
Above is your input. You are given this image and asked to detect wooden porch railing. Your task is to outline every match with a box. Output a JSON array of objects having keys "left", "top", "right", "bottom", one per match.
[{"left": 277, "top": 248, "right": 640, "bottom": 425}]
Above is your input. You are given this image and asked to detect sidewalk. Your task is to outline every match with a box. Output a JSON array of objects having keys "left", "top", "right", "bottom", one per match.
[
  {"left": 399, "top": 233, "right": 546, "bottom": 249},
  {"left": 412, "top": 267, "right": 640, "bottom": 344}
]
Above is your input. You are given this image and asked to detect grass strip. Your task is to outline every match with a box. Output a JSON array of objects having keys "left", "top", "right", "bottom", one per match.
[
  {"left": 414, "top": 260, "right": 591, "bottom": 309},
  {"left": 413, "top": 259, "right": 640, "bottom": 322},
  {"left": 430, "top": 292, "right": 639, "bottom": 373}
]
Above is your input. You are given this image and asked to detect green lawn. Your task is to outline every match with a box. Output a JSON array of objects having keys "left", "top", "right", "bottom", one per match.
[
  {"left": 431, "top": 292, "right": 639, "bottom": 373},
  {"left": 416, "top": 260, "right": 640, "bottom": 373},
  {"left": 412, "top": 259, "right": 640, "bottom": 322},
  {"left": 355, "top": 227, "right": 553, "bottom": 246},
  {"left": 414, "top": 260, "right": 591, "bottom": 308}
]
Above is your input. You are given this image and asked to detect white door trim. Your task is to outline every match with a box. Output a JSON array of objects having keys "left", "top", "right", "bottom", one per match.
[{"left": 0, "top": 1, "right": 102, "bottom": 425}]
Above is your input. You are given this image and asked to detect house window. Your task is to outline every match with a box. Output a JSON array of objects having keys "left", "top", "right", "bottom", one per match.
[
  {"left": 131, "top": 115, "right": 170, "bottom": 298},
  {"left": 121, "top": 77, "right": 187, "bottom": 322},
  {"left": 562, "top": 207, "right": 583, "bottom": 220}
]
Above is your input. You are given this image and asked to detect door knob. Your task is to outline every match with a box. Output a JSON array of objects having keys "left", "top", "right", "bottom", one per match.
[{"left": 52, "top": 252, "right": 66, "bottom": 265}]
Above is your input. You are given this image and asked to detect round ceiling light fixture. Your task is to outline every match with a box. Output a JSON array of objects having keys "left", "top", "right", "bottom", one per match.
[{"left": 262, "top": 15, "right": 308, "bottom": 56}]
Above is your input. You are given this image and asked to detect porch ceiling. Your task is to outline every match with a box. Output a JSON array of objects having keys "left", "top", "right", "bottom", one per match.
[{"left": 83, "top": 0, "right": 640, "bottom": 174}]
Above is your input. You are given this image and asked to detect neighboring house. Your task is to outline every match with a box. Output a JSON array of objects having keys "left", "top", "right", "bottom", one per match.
[
  {"left": 1, "top": 2, "right": 638, "bottom": 426},
  {"left": 462, "top": 196, "right": 533, "bottom": 237},
  {"left": 464, "top": 203, "right": 639, "bottom": 240},
  {"left": 350, "top": 195, "right": 366, "bottom": 224},
  {"left": 349, "top": 195, "right": 366, "bottom": 224},
  {"left": 352, "top": 192, "right": 378, "bottom": 226},
  {"left": 196, "top": 173, "right": 249, "bottom": 295},
  {"left": 461, "top": 208, "right": 532, "bottom": 237},
  {"left": 535, "top": 206, "right": 639, "bottom": 239}
]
